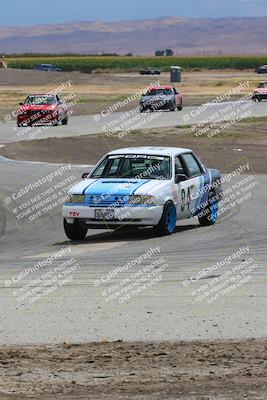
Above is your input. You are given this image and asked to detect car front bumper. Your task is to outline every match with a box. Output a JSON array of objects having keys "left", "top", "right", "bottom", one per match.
[
  {"left": 62, "top": 204, "right": 163, "bottom": 227},
  {"left": 17, "top": 112, "right": 58, "bottom": 125},
  {"left": 140, "top": 101, "right": 174, "bottom": 110}
]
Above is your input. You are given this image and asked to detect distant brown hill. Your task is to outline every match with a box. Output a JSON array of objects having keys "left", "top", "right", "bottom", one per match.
[{"left": 1, "top": 17, "right": 267, "bottom": 55}]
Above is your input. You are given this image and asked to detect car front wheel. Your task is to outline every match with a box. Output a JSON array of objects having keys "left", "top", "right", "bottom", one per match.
[
  {"left": 64, "top": 219, "right": 88, "bottom": 240},
  {"left": 62, "top": 116, "right": 68, "bottom": 125},
  {"left": 254, "top": 96, "right": 262, "bottom": 102},
  {"left": 154, "top": 201, "right": 177, "bottom": 236}
]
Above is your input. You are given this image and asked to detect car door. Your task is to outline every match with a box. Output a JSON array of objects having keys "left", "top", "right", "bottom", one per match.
[
  {"left": 180, "top": 152, "right": 211, "bottom": 218},
  {"left": 175, "top": 153, "right": 211, "bottom": 219},
  {"left": 174, "top": 155, "right": 194, "bottom": 219}
]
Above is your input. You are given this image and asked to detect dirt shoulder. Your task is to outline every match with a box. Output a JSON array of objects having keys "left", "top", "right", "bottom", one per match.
[
  {"left": 1, "top": 124, "right": 267, "bottom": 174},
  {"left": 0, "top": 339, "right": 266, "bottom": 399}
]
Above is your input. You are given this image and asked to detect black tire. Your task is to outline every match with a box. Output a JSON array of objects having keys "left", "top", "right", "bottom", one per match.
[
  {"left": 64, "top": 219, "right": 87, "bottom": 241},
  {"left": 62, "top": 117, "right": 68, "bottom": 125},
  {"left": 177, "top": 105, "right": 183, "bottom": 111},
  {"left": 154, "top": 201, "right": 176, "bottom": 236},
  {"left": 170, "top": 104, "right": 176, "bottom": 112},
  {"left": 198, "top": 192, "right": 219, "bottom": 227},
  {"left": 253, "top": 95, "right": 262, "bottom": 102}
]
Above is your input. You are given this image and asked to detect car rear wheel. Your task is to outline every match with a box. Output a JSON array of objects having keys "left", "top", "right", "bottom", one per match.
[
  {"left": 64, "top": 219, "right": 88, "bottom": 241},
  {"left": 177, "top": 104, "right": 183, "bottom": 111},
  {"left": 170, "top": 104, "right": 176, "bottom": 112},
  {"left": 198, "top": 192, "right": 219, "bottom": 226},
  {"left": 154, "top": 201, "right": 176, "bottom": 236}
]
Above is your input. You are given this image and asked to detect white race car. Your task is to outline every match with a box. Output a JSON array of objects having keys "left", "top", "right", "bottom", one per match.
[{"left": 62, "top": 147, "right": 222, "bottom": 240}]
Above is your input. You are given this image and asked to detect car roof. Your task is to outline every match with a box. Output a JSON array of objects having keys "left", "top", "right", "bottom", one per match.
[
  {"left": 149, "top": 86, "right": 173, "bottom": 90},
  {"left": 27, "top": 93, "right": 57, "bottom": 96},
  {"left": 108, "top": 146, "right": 192, "bottom": 156}
]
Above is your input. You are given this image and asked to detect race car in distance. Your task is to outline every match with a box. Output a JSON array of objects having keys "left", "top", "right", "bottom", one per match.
[
  {"left": 140, "top": 86, "right": 183, "bottom": 112},
  {"left": 63, "top": 147, "right": 222, "bottom": 240},
  {"left": 17, "top": 94, "right": 69, "bottom": 127},
  {"left": 252, "top": 81, "right": 267, "bottom": 102},
  {"left": 34, "top": 63, "right": 62, "bottom": 72},
  {"left": 139, "top": 68, "right": 161, "bottom": 75},
  {"left": 255, "top": 65, "right": 267, "bottom": 74}
]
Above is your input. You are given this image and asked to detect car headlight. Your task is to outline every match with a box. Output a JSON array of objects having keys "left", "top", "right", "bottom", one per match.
[
  {"left": 129, "top": 195, "right": 156, "bottom": 206},
  {"left": 69, "top": 194, "right": 86, "bottom": 203}
]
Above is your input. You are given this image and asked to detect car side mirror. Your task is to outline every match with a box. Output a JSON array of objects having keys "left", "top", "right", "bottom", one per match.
[
  {"left": 81, "top": 173, "right": 89, "bottom": 179},
  {"left": 175, "top": 174, "right": 188, "bottom": 184},
  {"left": 19, "top": 102, "right": 23, "bottom": 106}
]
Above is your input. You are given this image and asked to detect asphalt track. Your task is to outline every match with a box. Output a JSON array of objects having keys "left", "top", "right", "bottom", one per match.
[
  {"left": 0, "top": 156, "right": 266, "bottom": 345},
  {"left": 0, "top": 100, "right": 267, "bottom": 144}
]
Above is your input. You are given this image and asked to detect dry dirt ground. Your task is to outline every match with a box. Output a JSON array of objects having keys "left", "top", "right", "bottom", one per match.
[
  {"left": 0, "top": 339, "right": 266, "bottom": 399},
  {"left": 1, "top": 120, "right": 267, "bottom": 174}
]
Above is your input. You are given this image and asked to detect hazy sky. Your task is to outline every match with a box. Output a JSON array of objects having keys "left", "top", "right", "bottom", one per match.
[{"left": 0, "top": 0, "right": 267, "bottom": 26}]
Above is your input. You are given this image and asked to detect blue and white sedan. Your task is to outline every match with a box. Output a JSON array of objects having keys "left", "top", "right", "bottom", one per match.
[{"left": 62, "top": 147, "right": 222, "bottom": 240}]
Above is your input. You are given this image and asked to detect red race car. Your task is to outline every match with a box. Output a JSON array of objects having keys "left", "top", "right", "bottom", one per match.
[{"left": 17, "top": 94, "right": 69, "bottom": 127}]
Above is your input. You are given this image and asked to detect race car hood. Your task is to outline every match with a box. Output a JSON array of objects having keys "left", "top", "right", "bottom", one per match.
[
  {"left": 253, "top": 88, "right": 267, "bottom": 94},
  {"left": 69, "top": 178, "right": 168, "bottom": 197},
  {"left": 18, "top": 104, "right": 57, "bottom": 112},
  {"left": 141, "top": 94, "right": 174, "bottom": 103}
]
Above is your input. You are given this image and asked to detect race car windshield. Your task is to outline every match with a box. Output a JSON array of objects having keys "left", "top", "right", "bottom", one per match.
[
  {"left": 145, "top": 89, "right": 173, "bottom": 96},
  {"left": 91, "top": 155, "right": 171, "bottom": 180},
  {"left": 24, "top": 96, "right": 56, "bottom": 105}
]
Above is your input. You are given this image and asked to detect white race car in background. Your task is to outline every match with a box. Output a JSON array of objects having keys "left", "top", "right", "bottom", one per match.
[{"left": 62, "top": 147, "right": 222, "bottom": 240}]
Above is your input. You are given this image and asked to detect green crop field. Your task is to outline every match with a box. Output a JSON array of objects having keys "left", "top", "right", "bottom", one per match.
[{"left": 6, "top": 55, "right": 267, "bottom": 72}]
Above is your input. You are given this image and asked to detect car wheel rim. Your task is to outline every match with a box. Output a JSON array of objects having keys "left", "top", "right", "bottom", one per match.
[
  {"left": 210, "top": 197, "right": 218, "bottom": 223},
  {"left": 166, "top": 206, "right": 176, "bottom": 233}
]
